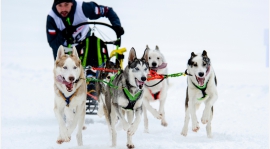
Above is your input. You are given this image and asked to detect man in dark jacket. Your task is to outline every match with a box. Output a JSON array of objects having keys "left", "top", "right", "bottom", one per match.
[{"left": 46, "top": 0, "right": 124, "bottom": 60}]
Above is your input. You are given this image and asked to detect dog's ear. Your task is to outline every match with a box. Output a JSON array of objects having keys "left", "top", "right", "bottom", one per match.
[
  {"left": 115, "top": 59, "right": 121, "bottom": 68},
  {"left": 146, "top": 45, "right": 149, "bottom": 49},
  {"left": 128, "top": 47, "right": 137, "bottom": 62},
  {"left": 142, "top": 48, "right": 149, "bottom": 63},
  {"left": 71, "top": 46, "right": 79, "bottom": 58},
  {"left": 155, "top": 45, "right": 159, "bottom": 51},
  {"left": 56, "top": 45, "right": 65, "bottom": 60},
  {"left": 202, "top": 50, "right": 207, "bottom": 57},
  {"left": 191, "top": 52, "right": 197, "bottom": 58}
]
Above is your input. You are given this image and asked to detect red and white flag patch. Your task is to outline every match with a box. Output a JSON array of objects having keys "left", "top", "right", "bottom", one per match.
[{"left": 48, "top": 29, "right": 56, "bottom": 35}]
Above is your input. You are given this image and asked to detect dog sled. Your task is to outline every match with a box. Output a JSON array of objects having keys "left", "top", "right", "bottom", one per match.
[{"left": 65, "top": 22, "right": 126, "bottom": 115}]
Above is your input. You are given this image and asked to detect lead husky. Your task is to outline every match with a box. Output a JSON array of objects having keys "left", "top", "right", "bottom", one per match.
[
  {"left": 104, "top": 47, "right": 149, "bottom": 148},
  {"left": 181, "top": 50, "right": 218, "bottom": 138},
  {"left": 53, "top": 45, "right": 86, "bottom": 145},
  {"left": 143, "top": 45, "right": 169, "bottom": 132}
]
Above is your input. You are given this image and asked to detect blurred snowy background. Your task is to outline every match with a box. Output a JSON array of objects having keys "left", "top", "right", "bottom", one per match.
[{"left": 2, "top": 0, "right": 269, "bottom": 149}]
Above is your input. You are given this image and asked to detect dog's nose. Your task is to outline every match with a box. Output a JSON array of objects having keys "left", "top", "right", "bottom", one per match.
[
  {"left": 69, "top": 76, "right": 75, "bottom": 82},
  {"left": 107, "top": 76, "right": 111, "bottom": 79},
  {"left": 141, "top": 76, "right": 146, "bottom": 81},
  {"left": 152, "top": 62, "right": 157, "bottom": 67},
  {"left": 198, "top": 72, "right": 204, "bottom": 77}
]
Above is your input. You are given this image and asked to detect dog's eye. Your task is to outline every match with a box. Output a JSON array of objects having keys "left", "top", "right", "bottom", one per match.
[
  {"left": 203, "top": 62, "right": 206, "bottom": 66},
  {"left": 149, "top": 57, "right": 151, "bottom": 60},
  {"left": 144, "top": 68, "right": 148, "bottom": 71},
  {"left": 157, "top": 57, "right": 160, "bottom": 60},
  {"left": 135, "top": 67, "right": 139, "bottom": 71},
  {"left": 63, "top": 66, "right": 67, "bottom": 69},
  {"left": 193, "top": 63, "right": 197, "bottom": 67},
  {"left": 73, "top": 66, "right": 77, "bottom": 69}
]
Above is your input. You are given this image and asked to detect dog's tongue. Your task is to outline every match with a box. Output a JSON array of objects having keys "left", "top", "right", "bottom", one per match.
[
  {"left": 56, "top": 75, "right": 73, "bottom": 86},
  {"left": 137, "top": 80, "right": 145, "bottom": 89},
  {"left": 151, "top": 63, "right": 167, "bottom": 70},
  {"left": 197, "top": 77, "right": 205, "bottom": 86}
]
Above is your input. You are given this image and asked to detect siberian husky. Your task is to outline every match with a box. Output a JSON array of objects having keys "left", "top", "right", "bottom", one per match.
[
  {"left": 95, "top": 59, "right": 120, "bottom": 119},
  {"left": 53, "top": 45, "right": 86, "bottom": 145},
  {"left": 143, "top": 45, "right": 169, "bottom": 132},
  {"left": 104, "top": 47, "right": 149, "bottom": 148},
  {"left": 181, "top": 50, "right": 218, "bottom": 138}
]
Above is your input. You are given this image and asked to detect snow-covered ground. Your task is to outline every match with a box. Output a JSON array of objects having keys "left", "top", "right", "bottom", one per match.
[{"left": 1, "top": 0, "right": 269, "bottom": 149}]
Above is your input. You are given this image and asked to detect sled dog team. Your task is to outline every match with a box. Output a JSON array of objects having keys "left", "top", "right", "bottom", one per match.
[{"left": 53, "top": 45, "right": 218, "bottom": 148}]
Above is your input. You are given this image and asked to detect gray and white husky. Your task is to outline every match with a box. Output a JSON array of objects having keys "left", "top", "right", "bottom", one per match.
[
  {"left": 104, "top": 47, "right": 149, "bottom": 148},
  {"left": 143, "top": 45, "right": 169, "bottom": 133},
  {"left": 181, "top": 50, "right": 218, "bottom": 138}
]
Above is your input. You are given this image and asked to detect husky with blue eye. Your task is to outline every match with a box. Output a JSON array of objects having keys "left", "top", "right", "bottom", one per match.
[
  {"left": 53, "top": 45, "right": 86, "bottom": 146},
  {"left": 103, "top": 47, "right": 149, "bottom": 149},
  {"left": 181, "top": 50, "right": 218, "bottom": 138}
]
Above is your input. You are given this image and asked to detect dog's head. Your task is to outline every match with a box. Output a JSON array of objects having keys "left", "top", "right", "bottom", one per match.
[
  {"left": 54, "top": 45, "right": 82, "bottom": 92},
  {"left": 146, "top": 45, "right": 167, "bottom": 70},
  {"left": 127, "top": 47, "right": 149, "bottom": 90},
  {"left": 187, "top": 50, "right": 211, "bottom": 86},
  {"left": 102, "top": 59, "right": 121, "bottom": 82}
]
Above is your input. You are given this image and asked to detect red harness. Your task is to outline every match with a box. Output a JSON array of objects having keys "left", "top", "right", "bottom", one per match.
[{"left": 149, "top": 89, "right": 161, "bottom": 100}]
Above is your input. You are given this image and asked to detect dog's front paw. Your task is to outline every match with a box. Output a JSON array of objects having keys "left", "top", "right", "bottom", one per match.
[
  {"left": 192, "top": 122, "right": 200, "bottom": 132},
  {"left": 181, "top": 128, "right": 188, "bottom": 136},
  {"left": 161, "top": 120, "right": 168, "bottom": 127},
  {"left": 122, "top": 122, "right": 130, "bottom": 131},
  {"left": 127, "top": 143, "right": 135, "bottom": 149},
  {"left": 128, "top": 124, "right": 138, "bottom": 136},
  {"left": 153, "top": 111, "right": 162, "bottom": 119},
  {"left": 56, "top": 135, "right": 71, "bottom": 144},
  {"left": 201, "top": 114, "right": 210, "bottom": 124}
]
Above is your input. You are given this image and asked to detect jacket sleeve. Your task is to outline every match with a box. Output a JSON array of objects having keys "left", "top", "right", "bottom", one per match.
[
  {"left": 82, "top": 2, "right": 121, "bottom": 27},
  {"left": 46, "top": 15, "right": 66, "bottom": 60}
]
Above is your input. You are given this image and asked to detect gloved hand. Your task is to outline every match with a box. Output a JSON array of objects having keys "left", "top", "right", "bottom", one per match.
[
  {"left": 62, "top": 26, "right": 76, "bottom": 43},
  {"left": 112, "top": 26, "right": 124, "bottom": 38}
]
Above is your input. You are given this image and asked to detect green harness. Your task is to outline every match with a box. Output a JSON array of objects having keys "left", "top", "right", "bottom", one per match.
[{"left": 192, "top": 81, "right": 209, "bottom": 100}]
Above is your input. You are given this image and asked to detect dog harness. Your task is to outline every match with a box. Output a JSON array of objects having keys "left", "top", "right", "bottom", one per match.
[
  {"left": 149, "top": 89, "right": 161, "bottom": 100},
  {"left": 59, "top": 90, "right": 76, "bottom": 107},
  {"left": 123, "top": 88, "right": 143, "bottom": 110},
  {"left": 192, "top": 80, "right": 209, "bottom": 100}
]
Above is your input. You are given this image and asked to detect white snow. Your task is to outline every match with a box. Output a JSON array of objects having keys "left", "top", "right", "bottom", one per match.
[{"left": 1, "top": 0, "right": 269, "bottom": 149}]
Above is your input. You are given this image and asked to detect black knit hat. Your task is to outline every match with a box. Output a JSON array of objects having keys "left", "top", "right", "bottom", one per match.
[{"left": 54, "top": 0, "right": 73, "bottom": 5}]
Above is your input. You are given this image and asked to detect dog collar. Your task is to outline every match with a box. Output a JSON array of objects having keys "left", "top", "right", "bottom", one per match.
[{"left": 192, "top": 80, "right": 209, "bottom": 100}]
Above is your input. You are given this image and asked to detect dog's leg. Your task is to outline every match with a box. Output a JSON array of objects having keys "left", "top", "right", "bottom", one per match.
[
  {"left": 127, "top": 110, "right": 135, "bottom": 148},
  {"left": 189, "top": 100, "right": 200, "bottom": 132},
  {"left": 142, "top": 104, "right": 149, "bottom": 133},
  {"left": 201, "top": 96, "right": 217, "bottom": 125},
  {"left": 76, "top": 106, "right": 85, "bottom": 146},
  {"left": 143, "top": 98, "right": 162, "bottom": 119},
  {"left": 181, "top": 106, "right": 190, "bottom": 136},
  {"left": 113, "top": 104, "right": 130, "bottom": 131},
  {"left": 206, "top": 106, "right": 214, "bottom": 138},
  {"left": 97, "top": 95, "right": 104, "bottom": 117},
  {"left": 67, "top": 102, "right": 85, "bottom": 145},
  {"left": 127, "top": 106, "right": 142, "bottom": 148},
  {"left": 110, "top": 105, "right": 117, "bottom": 147},
  {"left": 159, "top": 99, "right": 168, "bottom": 127},
  {"left": 54, "top": 102, "right": 70, "bottom": 144}
]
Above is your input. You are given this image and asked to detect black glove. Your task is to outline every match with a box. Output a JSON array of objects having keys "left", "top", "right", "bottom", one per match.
[
  {"left": 62, "top": 26, "right": 76, "bottom": 43},
  {"left": 112, "top": 26, "right": 124, "bottom": 38}
]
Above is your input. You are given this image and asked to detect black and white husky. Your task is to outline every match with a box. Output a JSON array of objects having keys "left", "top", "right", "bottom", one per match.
[
  {"left": 181, "top": 50, "right": 218, "bottom": 138},
  {"left": 104, "top": 48, "right": 149, "bottom": 148},
  {"left": 143, "top": 45, "right": 169, "bottom": 133}
]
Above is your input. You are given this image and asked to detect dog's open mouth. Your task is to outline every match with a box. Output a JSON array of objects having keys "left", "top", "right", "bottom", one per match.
[
  {"left": 56, "top": 75, "right": 74, "bottom": 92},
  {"left": 195, "top": 76, "right": 205, "bottom": 87},
  {"left": 135, "top": 78, "right": 145, "bottom": 89}
]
